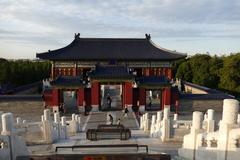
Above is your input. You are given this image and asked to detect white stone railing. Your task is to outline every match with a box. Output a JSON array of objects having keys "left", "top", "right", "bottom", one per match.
[
  {"left": 140, "top": 107, "right": 172, "bottom": 142},
  {"left": 140, "top": 108, "right": 192, "bottom": 141},
  {"left": 40, "top": 109, "right": 82, "bottom": 143},
  {"left": 0, "top": 112, "right": 29, "bottom": 160},
  {"left": 178, "top": 99, "right": 240, "bottom": 160}
]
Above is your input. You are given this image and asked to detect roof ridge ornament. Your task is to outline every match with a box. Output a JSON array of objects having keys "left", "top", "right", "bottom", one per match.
[
  {"left": 74, "top": 33, "right": 80, "bottom": 39},
  {"left": 145, "top": 33, "right": 151, "bottom": 40}
]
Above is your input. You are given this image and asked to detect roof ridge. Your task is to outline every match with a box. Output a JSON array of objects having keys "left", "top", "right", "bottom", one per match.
[
  {"left": 149, "top": 40, "right": 187, "bottom": 56},
  {"left": 78, "top": 37, "right": 146, "bottom": 41}
]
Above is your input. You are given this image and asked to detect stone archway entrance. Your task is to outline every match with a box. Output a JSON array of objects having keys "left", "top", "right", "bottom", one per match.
[
  {"left": 100, "top": 84, "right": 123, "bottom": 111},
  {"left": 145, "top": 89, "right": 162, "bottom": 111},
  {"left": 63, "top": 90, "right": 78, "bottom": 112}
]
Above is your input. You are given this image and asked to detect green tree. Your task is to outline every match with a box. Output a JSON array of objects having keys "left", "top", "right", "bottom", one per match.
[
  {"left": 219, "top": 53, "right": 240, "bottom": 95},
  {"left": 0, "top": 59, "right": 51, "bottom": 87},
  {"left": 0, "top": 60, "right": 10, "bottom": 84},
  {"left": 208, "top": 56, "right": 223, "bottom": 88},
  {"left": 176, "top": 61, "right": 192, "bottom": 82},
  {"left": 189, "top": 54, "right": 211, "bottom": 86},
  {"left": 172, "top": 59, "right": 186, "bottom": 78}
]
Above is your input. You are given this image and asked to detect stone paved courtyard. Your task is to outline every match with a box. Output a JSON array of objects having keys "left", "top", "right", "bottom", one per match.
[{"left": 0, "top": 101, "right": 225, "bottom": 159}]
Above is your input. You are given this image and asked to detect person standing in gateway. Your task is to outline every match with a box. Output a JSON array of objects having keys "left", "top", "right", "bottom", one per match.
[
  {"left": 123, "top": 106, "right": 129, "bottom": 118},
  {"left": 107, "top": 93, "right": 112, "bottom": 109}
]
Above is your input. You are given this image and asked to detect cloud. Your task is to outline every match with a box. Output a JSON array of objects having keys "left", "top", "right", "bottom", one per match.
[{"left": 0, "top": 0, "right": 240, "bottom": 58}]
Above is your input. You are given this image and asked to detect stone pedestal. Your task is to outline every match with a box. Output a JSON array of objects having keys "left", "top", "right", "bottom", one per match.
[
  {"left": 1, "top": 113, "right": 14, "bottom": 135},
  {"left": 179, "top": 98, "right": 240, "bottom": 160},
  {"left": 150, "top": 115, "right": 156, "bottom": 137},
  {"left": 173, "top": 113, "right": 179, "bottom": 128},
  {"left": 54, "top": 112, "right": 60, "bottom": 123},
  {"left": 42, "top": 120, "right": 54, "bottom": 143},
  {"left": 161, "top": 118, "right": 170, "bottom": 142},
  {"left": 60, "top": 116, "right": 68, "bottom": 139},
  {"left": 69, "top": 114, "right": 78, "bottom": 134},
  {"left": 44, "top": 109, "right": 51, "bottom": 121},
  {"left": 155, "top": 111, "right": 163, "bottom": 136},
  {"left": 69, "top": 114, "right": 81, "bottom": 134},
  {"left": 217, "top": 99, "right": 239, "bottom": 160},
  {"left": 42, "top": 109, "right": 58, "bottom": 143},
  {"left": 144, "top": 113, "right": 150, "bottom": 132},
  {"left": 161, "top": 107, "right": 170, "bottom": 142},
  {"left": 206, "top": 109, "right": 215, "bottom": 133},
  {"left": 179, "top": 111, "right": 203, "bottom": 160}
]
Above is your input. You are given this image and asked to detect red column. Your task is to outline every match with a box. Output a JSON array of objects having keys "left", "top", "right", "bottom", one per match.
[
  {"left": 145, "top": 68, "right": 150, "bottom": 76},
  {"left": 73, "top": 68, "right": 77, "bottom": 76},
  {"left": 161, "top": 89, "right": 165, "bottom": 110},
  {"left": 124, "top": 82, "right": 132, "bottom": 106},
  {"left": 139, "top": 88, "right": 146, "bottom": 106},
  {"left": 165, "top": 68, "right": 168, "bottom": 78},
  {"left": 164, "top": 87, "right": 171, "bottom": 107},
  {"left": 167, "top": 68, "right": 172, "bottom": 80},
  {"left": 52, "top": 89, "right": 59, "bottom": 106},
  {"left": 149, "top": 68, "right": 154, "bottom": 76},
  {"left": 77, "top": 88, "right": 84, "bottom": 106},
  {"left": 91, "top": 81, "right": 99, "bottom": 107},
  {"left": 51, "top": 62, "right": 55, "bottom": 79},
  {"left": 73, "top": 63, "right": 77, "bottom": 76},
  {"left": 157, "top": 68, "right": 160, "bottom": 76},
  {"left": 162, "top": 68, "right": 165, "bottom": 77},
  {"left": 160, "top": 68, "right": 163, "bottom": 76}
]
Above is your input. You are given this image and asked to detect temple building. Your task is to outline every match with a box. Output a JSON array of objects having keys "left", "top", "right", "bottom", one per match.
[{"left": 37, "top": 33, "right": 186, "bottom": 112}]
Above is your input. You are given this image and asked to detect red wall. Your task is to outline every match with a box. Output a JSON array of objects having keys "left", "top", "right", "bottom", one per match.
[
  {"left": 52, "top": 89, "right": 59, "bottom": 106},
  {"left": 77, "top": 88, "right": 84, "bottom": 106},
  {"left": 43, "top": 90, "right": 53, "bottom": 107},
  {"left": 163, "top": 87, "right": 171, "bottom": 106},
  {"left": 124, "top": 82, "right": 132, "bottom": 105},
  {"left": 91, "top": 81, "right": 99, "bottom": 106}
]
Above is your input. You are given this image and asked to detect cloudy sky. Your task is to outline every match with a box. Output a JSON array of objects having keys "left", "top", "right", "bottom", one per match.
[{"left": 0, "top": 0, "right": 240, "bottom": 59}]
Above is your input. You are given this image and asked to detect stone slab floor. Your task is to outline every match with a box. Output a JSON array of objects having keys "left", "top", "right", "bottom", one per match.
[
  {"left": 27, "top": 111, "right": 182, "bottom": 159},
  {"left": 0, "top": 104, "right": 223, "bottom": 159}
]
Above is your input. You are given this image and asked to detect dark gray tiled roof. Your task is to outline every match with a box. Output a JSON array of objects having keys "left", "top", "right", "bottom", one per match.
[
  {"left": 36, "top": 34, "right": 187, "bottom": 61},
  {"left": 136, "top": 76, "right": 170, "bottom": 85},
  {"left": 180, "top": 94, "right": 234, "bottom": 100},
  {"left": 51, "top": 76, "right": 84, "bottom": 87},
  {"left": 89, "top": 65, "right": 134, "bottom": 79}
]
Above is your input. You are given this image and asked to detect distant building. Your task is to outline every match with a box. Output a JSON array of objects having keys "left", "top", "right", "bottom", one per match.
[{"left": 37, "top": 33, "right": 186, "bottom": 112}]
